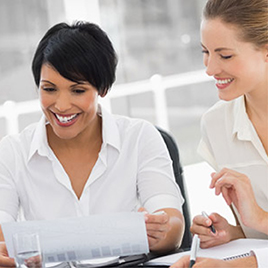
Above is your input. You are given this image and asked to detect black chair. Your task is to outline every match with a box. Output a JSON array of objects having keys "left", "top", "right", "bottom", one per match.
[{"left": 156, "top": 127, "right": 192, "bottom": 251}]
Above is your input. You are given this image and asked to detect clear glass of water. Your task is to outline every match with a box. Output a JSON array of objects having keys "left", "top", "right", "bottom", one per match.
[{"left": 12, "top": 232, "right": 43, "bottom": 268}]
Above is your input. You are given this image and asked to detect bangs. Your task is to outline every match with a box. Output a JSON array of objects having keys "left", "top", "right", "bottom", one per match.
[{"left": 43, "top": 30, "right": 97, "bottom": 86}]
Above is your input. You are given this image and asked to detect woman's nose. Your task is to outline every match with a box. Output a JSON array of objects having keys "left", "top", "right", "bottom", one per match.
[
  {"left": 55, "top": 92, "right": 72, "bottom": 112},
  {"left": 205, "top": 57, "right": 221, "bottom": 77}
]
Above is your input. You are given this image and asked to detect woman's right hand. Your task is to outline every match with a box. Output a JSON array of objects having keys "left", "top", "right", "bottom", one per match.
[
  {"left": 0, "top": 242, "right": 15, "bottom": 267},
  {"left": 190, "top": 212, "right": 237, "bottom": 248}
]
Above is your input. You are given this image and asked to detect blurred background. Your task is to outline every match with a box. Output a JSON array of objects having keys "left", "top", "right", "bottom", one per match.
[{"left": 0, "top": 0, "right": 234, "bottom": 223}]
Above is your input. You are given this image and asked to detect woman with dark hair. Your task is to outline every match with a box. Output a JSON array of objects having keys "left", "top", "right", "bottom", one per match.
[
  {"left": 0, "top": 21, "right": 184, "bottom": 266},
  {"left": 172, "top": 0, "right": 268, "bottom": 267}
]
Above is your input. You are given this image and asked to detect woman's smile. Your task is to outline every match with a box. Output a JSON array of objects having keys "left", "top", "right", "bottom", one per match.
[
  {"left": 214, "top": 77, "right": 234, "bottom": 90},
  {"left": 52, "top": 112, "right": 80, "bottom": 127}
]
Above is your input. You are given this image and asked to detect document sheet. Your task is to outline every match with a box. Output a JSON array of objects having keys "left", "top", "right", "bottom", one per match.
[{"left": 2, "top": 212, "right": 149, "bottom": 263}]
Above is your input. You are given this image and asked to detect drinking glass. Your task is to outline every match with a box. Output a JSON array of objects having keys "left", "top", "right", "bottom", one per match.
[{"left": 12, "top": 232, "right": 43, "bottom": 268}]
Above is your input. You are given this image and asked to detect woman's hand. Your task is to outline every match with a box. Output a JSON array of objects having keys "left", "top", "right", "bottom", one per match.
[
  {"left": 0, "top": 242, "right": 16, "bottom": 267},
  {"left": 190, "top": 212, "right": 240, "bottom": 248},
  {"left": 210, "top": 168, "right": 268, "bottom": 234},
  {"left": 170, "top": 255, "right": 258, "bottom": 268},
  {"left": 139, "top": 207, "right": 184, "bottom": 253}
]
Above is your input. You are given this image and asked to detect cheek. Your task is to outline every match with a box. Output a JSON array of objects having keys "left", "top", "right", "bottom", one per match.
[
  {"left": 39, "top": 93, "right": 53, "bottom": 109},
  {"left": 234, "top": 62, "right": 258, "bottom": 82},
  {"left": 226, "top": 61, "right": 246, "bottom": 78},
  {"left": 81, "top": 95, "right": 99, "bottom": 112}
]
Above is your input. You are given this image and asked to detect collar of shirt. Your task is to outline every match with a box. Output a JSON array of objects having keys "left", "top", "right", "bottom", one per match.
[
  {"left": 232, "top": 96, "right": 268, "bottom": 163},
  {"left": 27, "top": 104, "right": 121, "bottom": 163},
  {"left": 232, "top": 96, "right": 252, "bottom": 141}
]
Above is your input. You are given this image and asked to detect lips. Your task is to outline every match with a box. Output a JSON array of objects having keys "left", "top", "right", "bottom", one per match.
[
  {"left": 53, "top": 112, "right": 80, "bottom": 127},
  {"left": 215, "top": 78, "right": 234, "bottom": 89}
]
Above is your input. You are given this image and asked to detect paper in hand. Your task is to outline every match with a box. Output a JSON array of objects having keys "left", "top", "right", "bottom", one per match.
[{"left": 2, "top": 212, "right": 149, "bottom": 263}]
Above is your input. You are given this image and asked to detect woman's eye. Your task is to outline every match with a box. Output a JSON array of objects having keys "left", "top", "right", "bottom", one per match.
[
  {"left": 73, "top": 89, "right": 85, "bottom": 94},
  {"left": 202, "top": 50, "right": 209, "bottom": 54},
  {"left": 42, "top": 87, "right": 56, "bottom": 92},
  {"left": 220, "top": 55, "right": 232, "bottom": 59}
]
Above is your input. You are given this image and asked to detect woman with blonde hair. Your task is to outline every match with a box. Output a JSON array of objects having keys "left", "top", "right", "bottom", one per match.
[{"left": 173, "top": 0, "right": 268, "bottom": 266}]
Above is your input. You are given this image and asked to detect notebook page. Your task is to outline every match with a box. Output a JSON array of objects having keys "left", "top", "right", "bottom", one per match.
[{"left": 146, "top": 238, "right": 268, "bottom": 266}]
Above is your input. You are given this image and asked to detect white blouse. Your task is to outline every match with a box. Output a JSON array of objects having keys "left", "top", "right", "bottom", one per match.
[
  {"left": 0, "top": 105, "right": 183, "bottom": 223},
  {"left": 198, "top": 96, "right": 268, "bottom": 240}
]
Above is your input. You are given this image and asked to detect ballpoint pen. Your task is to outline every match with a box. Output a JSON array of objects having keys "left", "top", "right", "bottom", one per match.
[
  {"left": 202, "top": 211, "right": 216, "bottom": 234},
  {"left": 189, "top": 234, "right": 200, "bottom": 268}
]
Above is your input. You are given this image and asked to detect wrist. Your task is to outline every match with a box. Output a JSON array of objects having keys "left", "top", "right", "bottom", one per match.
[
  {"left": 256, "top": 209, "right": 268, "bottom": 235},
  {"left": 228, "top": 224, "right": 245, "bottom": 241}
]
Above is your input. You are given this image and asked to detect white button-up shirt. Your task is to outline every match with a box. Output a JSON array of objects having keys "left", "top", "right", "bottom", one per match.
[
  {"left": 198, "top": 96, "right": 268, "bottom": 263},
  {"left": 0, "top": 105, "right": 183, "bottom": 223}
]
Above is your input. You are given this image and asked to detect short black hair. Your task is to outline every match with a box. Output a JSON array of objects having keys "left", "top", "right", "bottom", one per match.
[{"left": 32, "top": 21, "right": 118, "bottom": 96}]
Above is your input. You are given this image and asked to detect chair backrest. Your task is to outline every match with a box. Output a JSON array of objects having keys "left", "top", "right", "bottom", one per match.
[{"left": 156, "top": 127, "right": 192, "bottom": 251}]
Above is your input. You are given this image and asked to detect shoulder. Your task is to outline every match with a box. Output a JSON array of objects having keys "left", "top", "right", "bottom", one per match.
[
  {"left": 200, "top": 99, "right": 239, "bottom": 134},
  {"left": 113, "top": 114, "right": 160, "bottom": 137},
  {"left": 100, "top": 104, "right": 160, "bottom": 137},
  {"left": 111, "top": 114, "right": 167, "bottom": 153},
  {"left": 202, "top": 99, "right": 236, "bottom": 123},
  {"left": 0, "top": 122, "right": 38, "bottom": 156}
]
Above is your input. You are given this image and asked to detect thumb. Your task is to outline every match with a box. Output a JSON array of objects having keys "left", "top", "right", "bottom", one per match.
[
  {"left": 209, "top": 212, "right": 225, "bottom": 223},
  {"left": 138, "top": 207, "right": 149, "bottom": 221}
]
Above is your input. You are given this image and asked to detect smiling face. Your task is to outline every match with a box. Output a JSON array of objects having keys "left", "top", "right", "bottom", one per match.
[
  {"left": 201, "top": 18, "right": 268, "bottom": 101},
  {"left": 39, "top": 64, "right": 100, "bottom": 141}
]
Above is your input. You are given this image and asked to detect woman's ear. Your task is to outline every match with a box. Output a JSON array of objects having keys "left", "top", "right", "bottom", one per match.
[{"left": 264, "top": 43, "right": 268, "bottom": 63}]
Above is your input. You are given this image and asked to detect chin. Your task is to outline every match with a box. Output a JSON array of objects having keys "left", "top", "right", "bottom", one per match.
[{"left": 218, "top": 93, "right": 239, "bottom": 102}]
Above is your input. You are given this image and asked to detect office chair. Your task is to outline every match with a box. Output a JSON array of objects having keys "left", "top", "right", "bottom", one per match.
[{"left": 156, "top": 127, "right": 192, "bottom": 251}]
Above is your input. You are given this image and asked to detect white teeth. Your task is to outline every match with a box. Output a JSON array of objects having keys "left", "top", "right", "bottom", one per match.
[
  {"left": 55, "top": 114, "right": 78, "bottom": 123},
  {"left": 216, "top": 78, "right": 233, "bottom": 85}
]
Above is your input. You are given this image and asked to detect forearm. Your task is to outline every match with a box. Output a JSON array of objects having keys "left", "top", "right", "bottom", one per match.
[
  {"left": 255, "top": 209, "right": 268, "bottom": 235},
  {"left": 150, "top": 209, "right": 184, "bottom": 254}
]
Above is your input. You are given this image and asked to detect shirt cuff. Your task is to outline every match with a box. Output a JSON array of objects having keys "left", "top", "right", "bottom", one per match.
[
  {"left": 250, "top": 248, "right": 268, "bottom": 268},
  {"left": 143, "top": 194, "right": 184, "bottom": 214}
]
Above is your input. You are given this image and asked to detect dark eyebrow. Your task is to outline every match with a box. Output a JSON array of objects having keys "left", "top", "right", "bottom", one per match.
[
  {"left": 70, "top": 81, "right": 89, "bottom": 88},
  {"left": 40, "top": 80, "right": 56, "bottom": 86},
  {"left": 40, "top": 80, "right": 88, "bottom": 87}
]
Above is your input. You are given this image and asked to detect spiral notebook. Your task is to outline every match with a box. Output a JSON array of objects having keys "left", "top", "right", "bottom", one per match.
[{"left": 145, "top": 238, "right": 268, "bottom": 266}]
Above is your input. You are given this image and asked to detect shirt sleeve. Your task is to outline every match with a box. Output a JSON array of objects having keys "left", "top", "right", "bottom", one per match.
[
  {"left": 251, "top": 248, "right": 268, "bottom": 268},
  {"left": 136, "top": 122, "right": 184, "bottom": 212},
  {"left": 0, "top": 136, "right": 19, "bottom": 223}
]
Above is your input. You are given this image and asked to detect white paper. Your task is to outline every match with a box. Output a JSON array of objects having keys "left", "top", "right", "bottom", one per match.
[
  {"left": 146, "top": 238, "right": 268, "bottom": 266},
  {"left": 2, "top": 212, "right": 149, "bottom": 263}
]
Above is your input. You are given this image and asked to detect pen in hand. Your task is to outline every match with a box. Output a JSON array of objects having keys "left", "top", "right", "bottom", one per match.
[
  {"left": 202, "top": 211, "right": 216, "bottom": 233},
  {"left": 189, "top": 234, "right": 200, "bottom": 268}
]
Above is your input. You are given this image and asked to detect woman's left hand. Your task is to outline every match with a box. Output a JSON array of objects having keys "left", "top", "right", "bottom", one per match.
[
  {"left": 138, "top": 207, "right": 184, "bottom": 253},
  {"left": 210, "top": 168, "right": 268, "bottom": 234}
]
